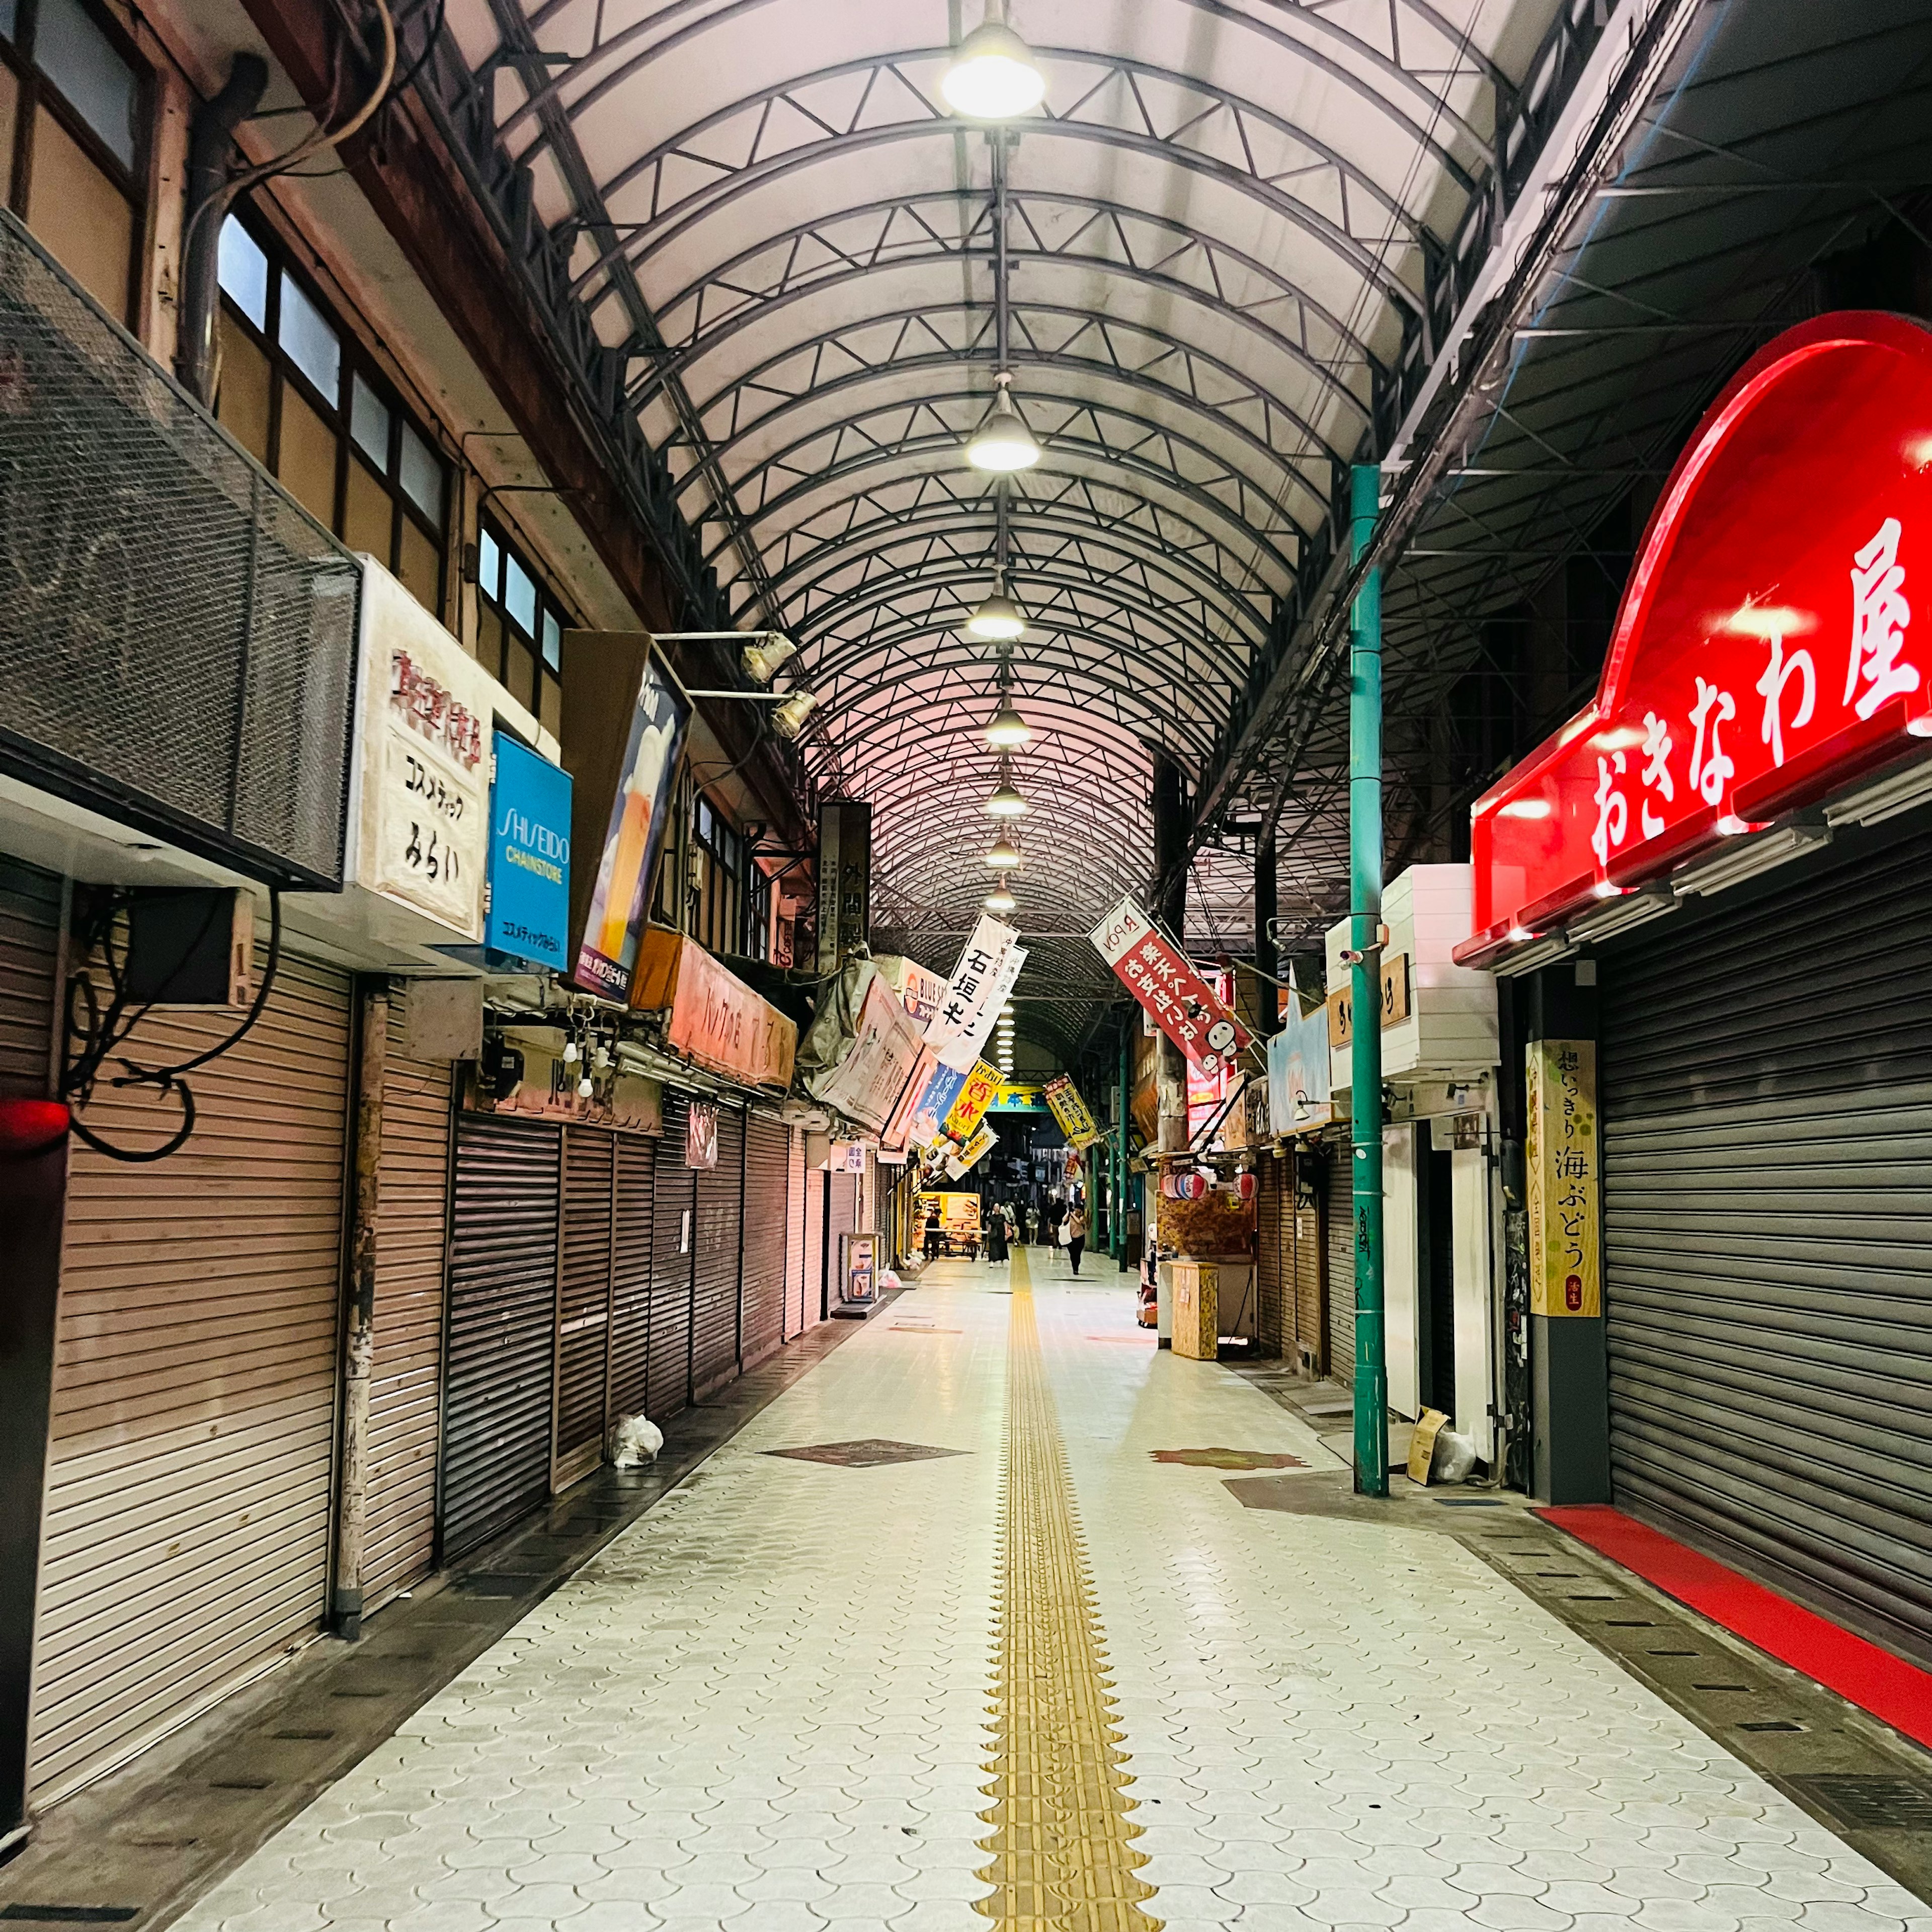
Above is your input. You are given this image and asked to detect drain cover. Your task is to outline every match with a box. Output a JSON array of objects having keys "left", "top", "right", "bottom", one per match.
[
  {"left": 0, "top": 1911, "right": 140, "bottom": 1924},
  {"left": 1791, "top": 1775, "right": 1932, "bottom": 1830}
]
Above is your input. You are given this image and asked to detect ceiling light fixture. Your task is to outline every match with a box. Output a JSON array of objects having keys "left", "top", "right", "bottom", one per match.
[
  {"left": 985, "top": 876, "right": 1017, "bottom": 915},
  {"left": 966, "top": 372, "right": 1039, "bottom": 472},
  {"left": 985, "top": 834, "right": 1022, "bottom": 869},
  {"left": 940, "top": 17, "right": 1046, "bottom": 121},
  {"left": 967, "top": 588, "right": 1026, "bottom": 641},
  {"left": 983, "top": 636, "right": 1033, "bottom": 746}
]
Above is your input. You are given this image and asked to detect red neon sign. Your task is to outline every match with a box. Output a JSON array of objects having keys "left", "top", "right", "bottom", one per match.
[{"left": 1459, "top": 312, "right": 1932, "bottom": 964}]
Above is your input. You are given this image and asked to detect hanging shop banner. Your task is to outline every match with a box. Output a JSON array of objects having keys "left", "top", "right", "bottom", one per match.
[
  {"left": 629, "top": 927, "right": 797, "bottom": 1089},
  {"left": 686, "top": 1098, "right": 719, "bottom": 1171},
  {"left": 988, "top": 1081, "right": 1046, "bottom": 1113},
  {"left": 924, "top": 915, "right": 1027, "bottom": 1073},
  {"left": 1089, "top": 896, "right": 1250, "bottom": 1081},
  {"left": 486, "top": 734, "right": 573, "bottom": 972},
  {"left": 905, "top": 1057, "right": 969, "bottom": 1149},
  {"left": 945, "top": 1122, "right": 998, "bottom": 1179},
  {"left": 875, "top": 954, "right": 947, "bottom": 1029},
  {"left": 567, "top": 633, "right": 690, "bottom": 1001},
  {"left": 941, "top": 1059, "right": 1003, "bottom": 1145},
  {"left": 1525, "top": 1038, "right": 1599, "bottom": 1317},
  {"left": 815, "top": 799, "right": 872, "bottom": 980},
  {"left": 1266, "top": 1002, "right": 1333, "bottom": 1134},
  {"left": 811, "top": 971, "right": 925, "bottom": 1133},
  {"left": 880, "top": 1043, "right": 939, "bottom": 1158},
  {"left": 1462, "top": 313, "right": 1932, "bottom": 964},
  {"left": 1043, "top": 1075, "right": 1102, "bottom": 1150}
]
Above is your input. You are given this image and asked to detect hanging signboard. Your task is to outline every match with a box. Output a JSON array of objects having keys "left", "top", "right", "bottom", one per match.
[
  {"left": 1462, "top": 313, "right": 1932, "bottom": 964},
  {"left": 1267, "top": 1002, "right": 1333, "bottom": 1134},
  {"left": 945, "top": 1122, "right": 998, "bottom": 1179},
  {"left": 815, "top": 799, "right": 872, "bottom": 980},
  {"left": 988, "top": 1081, "right": 1046, "bottom": 1112},
  {"left": 875, "top": 954, "right": 947, "bottom": 1029},
  {"left": 485, "top": 735, "right": 573, "bottom": 971},
  {"left": 1089, "top": 896, "right": 1250, "bottom": 1080},
  {"left": 1525, "top": 1038, "right": 1599, "bottom": 1317},
  {"left": 1324, "top": 953, "right": 1411, "bottom": 1048},
  {"left": 1043, "top": 1075, "right": 1103, "bottom": 1150},
  {"left": 685, "top": 1099, "right": 719, "bottom": 1171},
  {"left": 941, "top": 1059, "right": 1003, "bottom": 1145},
  {"left": 629, "top": 927, "right": 797, "bottom": 1089},
  {"left": 811, "top": 971, "right": 925, "bottom": 1133},
  {"left": 904, "top": 1057, "right": 969, "bottom": 1149},
  {"left": 923, "top": 915, "right": 1027, "bottom": 1073}
]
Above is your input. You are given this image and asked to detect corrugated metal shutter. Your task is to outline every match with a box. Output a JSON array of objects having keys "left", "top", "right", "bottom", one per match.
[
  {"left": 363, "top": 1011, "right": 452, "bottom": 1615},
  {"left": 1325, "top": 1138, "right": 1355, "bottom": 1385},
  {"left": 1256, "top": 1156, "right": 1287, "bottom": 1357},
  {"left": 441, "top": 1114, "right": 559, "bottom": 1561},
  {"left": 828, "top": 1166, "right": 856, "bottom": 1303},
  {"left": 1600, "top": 825, "right": 1932, "bottom": 1654},
  {"left": 743, "top": 1114, "right": 788, "bottom": 1369},
  {"left": 650, "top": 1094, "right": 695, "bottom": 1420},
  {"left": 784, "top": 1128, "right": 806, "bottom": 1338},
  {"left": 32, "top": 950, "right": 350, "bottom": 1804},
  {"left": 610, "top": 1133, "right": 655, "bottom": 1420},
  {"left": 0, "top": 856, "right": 58, "bottom": 1095},
  {"left": 1294, "top": 1146, "right": 1325, "bottom": 1374},
  {"left": 555, "top": 1126, "right": 614, "bottom": 1487},
  {"left": 693, "top": 1106, "right": 745, "bottom": 1399}
]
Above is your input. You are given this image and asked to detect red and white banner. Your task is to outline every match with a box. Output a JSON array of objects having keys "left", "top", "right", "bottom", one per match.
[
  {"left": 1090, "top": 896, "right": 1250, "bottom": 1081},
  {"left": 923, "top": 914, "right": 1026, "bottom": 1073}
]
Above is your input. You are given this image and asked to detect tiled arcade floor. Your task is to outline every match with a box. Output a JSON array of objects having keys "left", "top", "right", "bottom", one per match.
[{"left": 173, "top": 1254, "right": 1932, "bottom": 1932}]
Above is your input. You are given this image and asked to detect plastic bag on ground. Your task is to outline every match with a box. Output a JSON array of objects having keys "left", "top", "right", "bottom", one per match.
[{"left": 609, "top": 1414, "right": 664, "bottom": 1468}]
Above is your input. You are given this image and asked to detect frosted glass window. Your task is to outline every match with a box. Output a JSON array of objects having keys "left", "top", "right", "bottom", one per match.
[
  {"left": 398, "top": 419, "right": 443, "bottom": 522},
  {"left": 35, "top": 0, "right": 137, "bottom": 167},
  {"left": 276, "top": 271, "right": 340, "bottom": 405},
  {"left": 503, "top": 552, "right": 536, "bottom": 636},
  {"left": 477, "top": 525, "right": 501, "bottom": 600},
  {"left": 542, "top": 608, "right": 561, "bottom": 673},
  {"left": 217, "top": 218, "right": 269, "bottom": 329},
  {"left": 349, "top": 373, "right": 389, "bottom": 463}
]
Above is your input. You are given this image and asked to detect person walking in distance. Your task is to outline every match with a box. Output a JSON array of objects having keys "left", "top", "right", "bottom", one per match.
[
  {"left": 923, "top": 1201, "right": 942, "bottom": 1262},
  {"left": 1064, "top": 1202, "right": 1087, "bottom": 1276}
]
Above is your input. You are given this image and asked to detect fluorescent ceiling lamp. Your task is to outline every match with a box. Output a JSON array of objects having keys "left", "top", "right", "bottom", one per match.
[
  {"left": 966, "top": 380, "right": 1040, "bottom": 472},
  {"left": 966, "top": 592, "right": 1026, "bottom": 641},
  {"left": 939, "top": 20, "right": 1046, "bottom": 120},
  {"left": 985, "top": 835, "right": 1022, "bottom": 868}
]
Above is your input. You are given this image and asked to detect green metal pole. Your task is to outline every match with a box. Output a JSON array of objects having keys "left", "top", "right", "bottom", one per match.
[{"left": 1348, "top": 461, "right": 1389, "bottom": 1498}]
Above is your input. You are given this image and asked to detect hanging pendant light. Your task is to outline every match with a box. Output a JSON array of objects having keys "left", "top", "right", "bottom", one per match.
[
  {"left": 966, "top": 373, "right": 1039, "bottom": 472},
  {"left": 966, "top": 588, "right": 1026, "bottom": 641},
  {"left": 984, "top": 753, "right": 1028, "bottom": 818},
  {"left": 985, "top": 699, "right": 1032, "bottom": 748},
  {"left": 940, "top": 18, "right": 1046, "bottom": 121},
  {"left": 984, "top": 833, "right": 1022, "bottom": 869},
  {"left": 984, "top": 875, "right": 1017, "bottom": 915}
]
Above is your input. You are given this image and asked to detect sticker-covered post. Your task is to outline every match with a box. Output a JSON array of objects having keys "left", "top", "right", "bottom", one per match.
[{"left": 1349, "top": 461, "right": 1389, "bottom": 1499}]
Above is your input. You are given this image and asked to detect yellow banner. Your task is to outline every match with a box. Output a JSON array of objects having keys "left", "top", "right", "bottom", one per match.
[
  {"left": 942, "top": 1059, "right": 1002, "bottom": 1143},
  {"left": 1043, "top": 1074, "right": 1103, "bottom": 1150},
  {"left": 1526, "top": 1037, "right": 1599, "bottom": 1317}
]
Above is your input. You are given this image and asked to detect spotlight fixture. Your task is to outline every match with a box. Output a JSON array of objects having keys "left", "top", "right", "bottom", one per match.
[
  {"left": 966, "top": 373, "right": 1039, "bottom": 472},
  {"left": 939, "top": 18, "right": 1046, "bottom": 121},
  {"left": 770, "top": 690, "right": 820, "bottom": 740},
  {"left": 984, "top": 834, "right": 1022, "bottom": 869},
  {"left": 966, "top": 588, "right": 1026, "bottom": 641},
  {"left": 740, "top": 633, "right": 799, "bottom": 685}
]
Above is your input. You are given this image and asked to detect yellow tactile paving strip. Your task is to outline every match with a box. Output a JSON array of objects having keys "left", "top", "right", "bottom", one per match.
[{"left": 977, "top": 1249, "right": 1162, "bottom": 1930}]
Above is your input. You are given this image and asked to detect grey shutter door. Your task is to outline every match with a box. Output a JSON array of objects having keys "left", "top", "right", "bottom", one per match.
[
  {"left": 784, "top": 1128, "right": 807, "bottom": 1338},
  {"left": 828, "top": 1168, "right": 857, "bottom": 1300},
  {"left": 693, "top": 1107, "right": 745, "bottom": 1398},
  {"left": 610, "top": 1134, "right": 655, "bottom": 1420},
  {"left": 743, "top": 1115, "right": 788, "bottom": 1369},
  {"left": 0, "top": 856, "right": 58, "bottom": 1094},
  {"left": 801, "top": 1158, "right": 826, "bottom": 1328},
  {"left": 442, "top": 1114, "right": 559, "bottom": 1560},
  {"left": 32, "top": 950, "right": 350, "bottom": 1805},
  {"left": 1325, "top": 1140, "right": 1355, "bottom": 1385},
  {"left": 1600, "top": 826, "right": 1932, "bottom": 1654},
  {"left": 1294, "top": 1147, "right": 1326, "bottom": 1375},
  {"left": 555, "top": 1126, "right": 614, "bottom": 1487},
  {"left": 1256, "top": 1157, "right": 1286, "bottom": 1357},
  {"left": 650, "top": 1095, "right": 695, "bottom": 1420},
  {"left": 364, "top": 1009, "right": 453, "bottom": 1614}
]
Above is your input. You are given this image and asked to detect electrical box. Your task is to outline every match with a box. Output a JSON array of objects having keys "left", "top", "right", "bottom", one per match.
[{"left": 123, "top": 889, "right": 252, "bottom": 1006}]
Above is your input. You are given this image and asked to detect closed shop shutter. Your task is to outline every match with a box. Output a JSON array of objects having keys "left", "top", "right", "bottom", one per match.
[
  {"left": 610, "top": 1133, "right": 655, "bottom": 1420},
  {"left": 0, "top": 856, "right": 59, "bottom": 1096},
  {"left": 1256, "top": 1157, "right": 1287, "bottom": 1357},
  {"left": 800, "top": 1151, "right": 824, "bottom": 1329},
  {"left": 1325, "top": 1138, "right": 1355, "bottom": 1386},
  {"left": 1294, "top": 1146, "right": 1325, "bottom": 1374},
  {"left": 828, "top": 1166, "right": 856, "bottom": 1302},
  {"left": 555, "top": 1126, "right": 614, "bottom": 1488},
  {"left": 1600, "top": 824, "right": 1932, "bottom": 1655},
  {"left": 650, "top": 1094, "right": 695, "bottom": 1420},
  {"left": 784, "top": 1127, "right": 807, "bottom": 1338},
  {"left": 363, "top": 1010, "right": 452, "bottom": 1615},
  {"left": 693, "top": 1106, "right": 745, "bottom": 1399},
  {"left": 32, "top": 950, "right": 350, "bottom": 1804},
  {"left": 743, "top": 1114, "right": 788, "bottom": 1369},
  {"left": 442, "top": 1113, "right": 559, "bottom": 1561}
]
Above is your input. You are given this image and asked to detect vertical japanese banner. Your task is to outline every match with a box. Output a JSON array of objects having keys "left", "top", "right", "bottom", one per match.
[
  {"left": 924, "top": 915, "right": 1026, "bottom": 1073},
  {"left": 1088, "top": 896, "right": 1250, "bottom": 1080},
  {"left": 1525, "top": 1038, "right": 1599, "bottom": 1317}
]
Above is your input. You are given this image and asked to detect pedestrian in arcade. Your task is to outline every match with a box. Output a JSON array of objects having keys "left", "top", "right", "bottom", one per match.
[
  {"left": 1064, "top": 1202, "right": 1087, "bottom": 1276},
  {"left": 988, "top": 1200, "right": 1009, "bottom": 1265},
  {"left": 923, "top": 1202, "right": 942, "bottom": 1262}
]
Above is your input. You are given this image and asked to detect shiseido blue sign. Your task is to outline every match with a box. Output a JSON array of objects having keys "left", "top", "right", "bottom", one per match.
[{"left": 486, "top": 736, "right": 572, "bottom": 971}]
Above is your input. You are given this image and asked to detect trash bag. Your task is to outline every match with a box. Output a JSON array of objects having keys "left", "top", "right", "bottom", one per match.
[
  {"left": 878, "top": 1267, "right": 902, "bottom": 1293},
  {"left": 1431, "top": 1425, "right": 1479, "bottom": 1484},
  {"left": 609, "top": 1413, "right": 664, "bottom": 1468}
]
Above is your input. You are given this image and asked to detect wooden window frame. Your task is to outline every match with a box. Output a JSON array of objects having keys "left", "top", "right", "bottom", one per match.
[{"left": 474, "top": 511, "right": 567, "bottom": 725}]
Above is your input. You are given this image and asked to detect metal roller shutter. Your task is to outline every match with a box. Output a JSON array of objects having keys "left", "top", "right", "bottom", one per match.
[
  {"left": 828, "top": 1166, "right": 856, "bottom": 1303},
  {"left": 1601, "top": 824, "right": 1932, "bottom": 1656},
  {"left": 555, "top": 1127, "right": 614, "bottom": 1488},
  {"left": 785, "top": 1128, "right": 806, "bottom": 1338},
  {"left": 610, "top": 1134, "right": 655, "bottom": 1420},
  {"left": 1294, "top": 1146, "right": 1325, "bottom": 1375},
  {"left": 650, "top": 1094, "right": 695, "bottom": 1420},
  {"left": 32, "top": 950, "right": 350, "bottom": 1805},
  {"left": 693, "top": 1107, "right": 745, "bottom": 1399},
  {"left": 1325, "top": 1139, "right": 1355, "bottom": 1386},
  {"left": 800, "top": 1149, "right": 824, "bottom": 1329},
  {"left": 1256, "top": 1157, "right": 1287, "bottom": 1358},
  {"left": 363, "top": 1010, "right": 453, "bottom": 1615},
  {"left": 0, "top": 856, "right": 59, "bottom": 1095},
  {"left": 441, "top": 1114, "right": 559, "bottom": 1561},
  {"left": 743, "top": 1115, "right": 788, "bottom": 1370}
]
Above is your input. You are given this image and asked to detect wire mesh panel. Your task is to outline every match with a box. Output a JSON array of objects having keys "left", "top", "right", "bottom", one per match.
[{"left": 0, "top": 212, "right": 359, "bottom": 886}]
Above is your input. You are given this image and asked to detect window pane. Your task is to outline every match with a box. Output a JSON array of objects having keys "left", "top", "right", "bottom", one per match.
[
  {"left": 35, "top": 0, "right": 137, "bottom": 168},
  {"left": 276, "top": 387, "right": 338, "bottom": 527},
  {"left": 541, "top": 608, "right": 561, "bottom": 674},
  {"left": 503, "top": 552, "right": 536, "bottom": 636},
  {"left": 215, "top": 311, "right": 270, "bottom": 460},
  {"left": 342, "top": 455, "right": 392, "bottom": 560},
  {"left": 397, "top": 420, "right": 443, "bottom": 524},
  {"left": 477, "top": 525, "right": 501, "bottom": 602},
  {"left": 277, "top": 271, "right": 340, "bottom": 405},
  {"left": 27, "top": 106, "right": 129, "bottom": 319},
  {"left": 349, "top": 373, "right": 389, "bottom": 465}
]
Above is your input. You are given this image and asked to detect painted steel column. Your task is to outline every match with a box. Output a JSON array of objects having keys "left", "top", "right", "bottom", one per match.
[
  {"left": 1348, "top": 464, "right": 1389, "bottom": 1498},
  {"left": 1152, "top": 753, "right": 1191, "bottom": 1157}
]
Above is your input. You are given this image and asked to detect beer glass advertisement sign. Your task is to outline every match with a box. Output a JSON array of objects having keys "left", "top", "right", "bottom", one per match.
[{"left": 574, "top": 650, "right": 690, "bottom": 999}]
